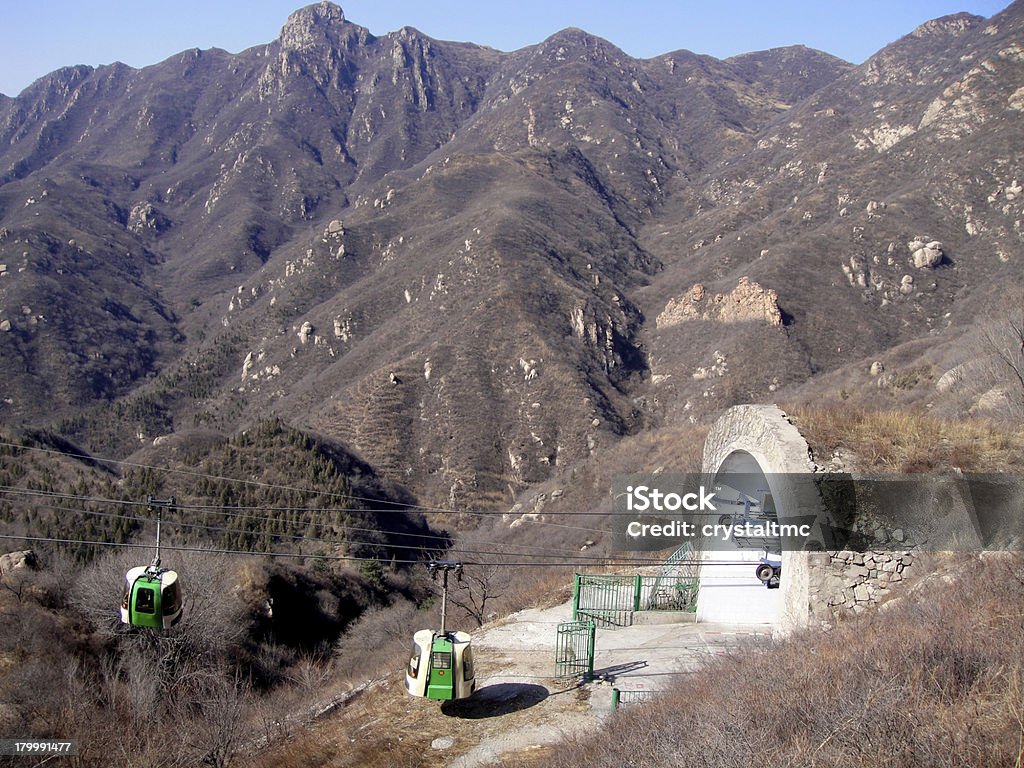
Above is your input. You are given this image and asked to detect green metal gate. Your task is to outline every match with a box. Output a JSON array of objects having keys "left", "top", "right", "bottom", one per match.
[
  {"left": 554, "top": 620, "right": 596, "bottom": 680},
  {"left": 611, "top": 688, "right": 657, "bottom": 709},
  {"left": 573, "top": 574, "right": 638, "bottom": 627},
  {"left": 572, "top": 567, "right": 698, "bottom": 627}
]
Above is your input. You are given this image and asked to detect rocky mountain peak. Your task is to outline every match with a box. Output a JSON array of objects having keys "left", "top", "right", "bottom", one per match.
[
  {"left": 19, "top": 64, "right": 93, "bottom": 103},
  {"left": 539, "top": 26, "right": 624, "bottom": 58},
  {"left": 909, "top": 12, "right": 984, "bottom": 40},
  {"left": 279, "top": 1, "right": 349, "bottom": 51}
]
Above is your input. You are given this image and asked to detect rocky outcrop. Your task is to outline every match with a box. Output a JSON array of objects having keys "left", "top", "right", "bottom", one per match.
[
  {"left": 657, "top": 277, "right": 783, "bottom": 329},
  {"left": 908, "top": 238, "right": 945, "bottom": 269},
  {"left": 910, "top": 13, "right": 983, "bottom": 40},
  {"left": 971, "top": 384, "right": 1012, "bottom": 414},
  {"left": 127, "top": 202, "right": 169, "bottom": 234},
  {"left": 935, "top": 363, "right": 968, "bottom": 392},
  {"left": 242, "top": 351, "right": 255, "bottom": 380},
  {"left": 279, "top": 1, "right": 348, "bottom": 52},
  {"left": 0, "top": 550, "right": 36, "bottom": 577}
]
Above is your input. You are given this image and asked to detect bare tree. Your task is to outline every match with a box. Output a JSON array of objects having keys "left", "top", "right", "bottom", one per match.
[
  {"left": 59, "top": 549, "right": 262, "bottom": 766},
  {"left": 978, "top": 307, "right": 1024, "bottom": 418},
  {"left": 0, "top": 567, "right": 31, "bottom": 603},
  {"left": 286, "top": 650, "right": 333, "bottom": 693},
  {"left": 74, "top": 548, "right": 248, "bottom": 652},
  {"left": 184, "top": 667, "right": 253, "bottom": 768},
  {"left": 448, "top": 562, "right": 509, "bottom": 628}
]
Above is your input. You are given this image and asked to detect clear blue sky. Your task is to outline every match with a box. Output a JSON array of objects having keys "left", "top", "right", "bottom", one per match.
[{"left": 0, "top": 0, "right": 1013, "bottom": 97}]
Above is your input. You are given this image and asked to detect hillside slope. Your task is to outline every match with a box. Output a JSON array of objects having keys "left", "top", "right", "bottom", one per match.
[{"left": 0, "top": 2, "right": 1020, "bottom": 509}]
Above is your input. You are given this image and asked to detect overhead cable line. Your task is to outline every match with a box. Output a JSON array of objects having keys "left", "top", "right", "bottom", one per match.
[
  {"left": 0, "top": 486, "right": 615, "bottom": 559},
  {"left": 0, "top": 532, "right": 770, "bottom": 569},
  {"left": 0, "top": 441, "right": 608, "bottom": 532}
]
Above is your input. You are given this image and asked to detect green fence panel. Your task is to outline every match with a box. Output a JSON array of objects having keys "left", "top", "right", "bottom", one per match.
[
  {"left": 638, "top": 575, "right": 699, "bottom": 612},
  {"left": 640, "top": 542, "right": 699, "bottom": 612},
  {"left": 612, "top": 688, "right": 656, "bottom": 709},
  {"left": 574, "top": 574, "right": 637, "bottom": 627},
  {"left": 569, "top": 543, "right": 699, "bottom": 648},
  {"left": 555, "top": 620, "right": 596, "bottom": 680}
]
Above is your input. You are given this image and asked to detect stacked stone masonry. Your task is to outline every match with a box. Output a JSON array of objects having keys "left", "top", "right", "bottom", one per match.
[{"left": 809, "top": 549, "right": 915, "bottom": 624}]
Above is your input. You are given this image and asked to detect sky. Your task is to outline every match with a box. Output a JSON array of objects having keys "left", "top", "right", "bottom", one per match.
[{"left": 0, "top": 0, "right": 1014, "bottom": 97}]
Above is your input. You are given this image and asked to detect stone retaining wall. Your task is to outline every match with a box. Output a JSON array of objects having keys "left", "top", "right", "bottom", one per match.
[{"left": 809, "top": 550, "right": 915, "bottom": 625}]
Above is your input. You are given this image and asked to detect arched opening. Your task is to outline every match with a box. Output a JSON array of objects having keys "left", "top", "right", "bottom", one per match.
[
  {"left": 696, "top": 405, "right": 823, "bottom": 632},
  {"left": 695, "top": 449, "right": 783, "bottom": 624}
]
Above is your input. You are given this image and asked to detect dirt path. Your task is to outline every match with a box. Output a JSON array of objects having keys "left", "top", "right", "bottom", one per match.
[{"left": 276, "top": 600, "right": 770, "bottom": 767}]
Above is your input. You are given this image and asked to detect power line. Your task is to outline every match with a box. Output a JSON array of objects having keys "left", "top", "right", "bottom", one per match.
[
  {"left": 0, "top": 532, "right": 743, "bottom": 568},
  {"left": 0, "top": 440, "right": 609, "bottom": 533},
  {"left": 1, "top": 498, "right": 631, "bottom": 563},
  {"left": 0, "top": 441, "right": 752, "bottom": 565},
  {"left": 0, "top": 531, "right": 769, "bottom": 569},
  {"left": 0, "top": 532, "right": 415, "bottom": 564},
  {"left": 0, "top": 485, "right": 605, "bottom": 557},
  {"left": 0, "top": 511, "right": 682, "bottom": 564},
  {"left": 0, "top": 488, "right": 632, "bottom": 562}
]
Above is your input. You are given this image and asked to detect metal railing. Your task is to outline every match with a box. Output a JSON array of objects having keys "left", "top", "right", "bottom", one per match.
[
  {"left": 611, "top": 688, "right": 657, "bottom": 709},
  {"left": 572, "top": 545, "right": 699, "bottom": 628}
]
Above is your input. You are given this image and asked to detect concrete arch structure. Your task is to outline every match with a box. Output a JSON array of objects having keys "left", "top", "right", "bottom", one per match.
[{"left": 697, "top": 405, "right": 824, "bottom": 633}]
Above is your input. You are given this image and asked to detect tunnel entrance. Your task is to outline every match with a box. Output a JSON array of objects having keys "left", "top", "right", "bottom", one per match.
[
  {"left": 695, "top": 405, "right": 822, "bottom": 632},
  {"left": 695, "top": 449, "right": 782, "bottom": 624}
]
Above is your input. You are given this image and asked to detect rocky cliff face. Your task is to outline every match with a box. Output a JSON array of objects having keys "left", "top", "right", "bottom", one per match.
[
  {"left": 657, "top": 278, "right": 783, "bottom": 328},
  {"left": 0, "top": 2, "right": 1020, "bottom": 506}
]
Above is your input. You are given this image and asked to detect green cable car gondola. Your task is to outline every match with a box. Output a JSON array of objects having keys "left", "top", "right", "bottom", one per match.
[
  {"left": 119, "top": 496, "right": 183, "bottom": 630},
  {"left": 405, "top": 560, "right": 476, "bottom": 701},
  {"left": 120, "top": 565, "right": 183, "bottom": 629},
  {"left": 405, "top": 629, "right": 476, "bottom": 700}
]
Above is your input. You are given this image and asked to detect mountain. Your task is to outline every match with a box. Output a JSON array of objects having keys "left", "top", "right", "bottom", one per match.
[
  {"left": 640, "top": 5, "right": 1024, "bottom": 421},
  {"left": 0, "top": 1, "right": 1020, "bottom": 509}
]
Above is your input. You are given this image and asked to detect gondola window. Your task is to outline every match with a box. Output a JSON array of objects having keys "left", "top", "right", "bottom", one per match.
[
  {"left": 135, "top": 588, "right": 155, "bottom": 614},
  {"left": 431, "top": 651, "right": 452, "bottom": 669},
  {"left": 408, "top": 644, "right": 422, "bottom": 677}
]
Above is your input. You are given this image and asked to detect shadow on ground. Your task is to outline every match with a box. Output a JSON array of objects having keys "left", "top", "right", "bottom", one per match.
[
  {"left": 591, "top": 659, "right": 649, "bottom": 681},
  {"left": 441, "top": 682, "right": 549, "bottom": 719}
]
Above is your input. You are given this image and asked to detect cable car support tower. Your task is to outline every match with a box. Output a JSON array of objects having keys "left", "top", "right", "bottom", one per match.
[{"left": 430, "top": 559, "right": 462, "bottom": 635}]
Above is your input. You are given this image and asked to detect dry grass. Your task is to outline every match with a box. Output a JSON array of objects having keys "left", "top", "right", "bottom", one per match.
[
  {"left": 608, "top": 422, "right": 711, "bottom": 474},
  {"left": 534, "top": 554, "right": 1024, "bottom": 768},
  {"left": 785, "top": 403, "right": 1024, "bottom": 472}
]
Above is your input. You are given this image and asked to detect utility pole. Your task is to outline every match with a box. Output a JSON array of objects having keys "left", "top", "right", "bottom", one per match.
[{"left": 428, "top": 560, "right": 463, "bottom": 635}]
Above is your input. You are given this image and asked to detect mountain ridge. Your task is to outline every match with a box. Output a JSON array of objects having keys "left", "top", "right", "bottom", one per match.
[{"left": 0, "top": 1, "right": 1019, "bottom": 508}]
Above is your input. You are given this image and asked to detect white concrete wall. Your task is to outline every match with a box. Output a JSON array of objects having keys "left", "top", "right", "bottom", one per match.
[{"left": 696, "top": 549, "right": 781, "bottom": 624}]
